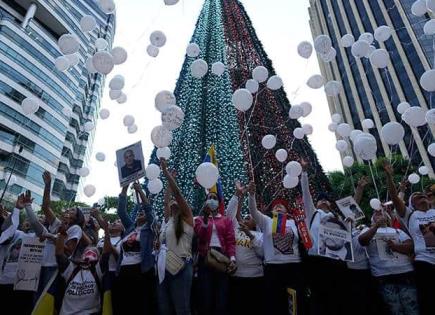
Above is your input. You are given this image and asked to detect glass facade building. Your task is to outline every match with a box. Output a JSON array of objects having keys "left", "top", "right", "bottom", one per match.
[
  {"left": 0, "top": 0, "right": 115, "bottom": 205},
  {"left": 309, "top": 0, "right": 435, "bottom": 177}
]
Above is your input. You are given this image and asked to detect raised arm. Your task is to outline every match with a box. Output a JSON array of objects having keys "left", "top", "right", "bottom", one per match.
[
  {"left": 133, "top": 182, "right": 155, "bottom": 225},
  {"left": 358, "top": 217, "right": 386, "bottom": 246},
  {"left": 117, "top": 185, "right": 134, "bottom": 229},
  {"left": 91, "top": 207, "right": 108, "bottom": 231},
  {"left": 301, "top": 159, "right": 316, "bottom": 226},
  {"left": 354, "top": 176, "right": 369, "bottom": 205},
  {"left": 55, "top": 227, "right": 69, "bottom": 273},
  {"left": 387, "top": 239, "right": 414, "bottom": 256},
  {"left": 42, "top": 171, "right": 57, "bottom": 225},
  {"left": 226, "top": 181, "right": 245, "bottom": 223},
  {"left": 163, "top": 176, "right": 173, "bottom": 222},
  {"left": 247, "top": 182, "right": 267, "bottom": 229},
  {"left": 383, "top": 162, "right": 406, "bottom": 217},
  {"left": 19, "top": 191, "right": 45, "bottom": 237}
]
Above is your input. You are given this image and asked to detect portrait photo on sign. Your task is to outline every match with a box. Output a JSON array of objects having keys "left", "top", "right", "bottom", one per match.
[
  {"left": 318, "top": 217, "right": 354, "bottom": 262},
  {"left": 336, "top": 196, "right": 365, "bottom": 221},
  {"left": 116, "top": 141, "right": 145, "bottom": 186},
  {"left": 419, "top": 220, "right": 435, "bottom": 251}
]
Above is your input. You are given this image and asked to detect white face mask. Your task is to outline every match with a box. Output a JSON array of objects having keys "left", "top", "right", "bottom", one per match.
[{"left": 206, "top": 199, "right": 219, "bottom": 212}]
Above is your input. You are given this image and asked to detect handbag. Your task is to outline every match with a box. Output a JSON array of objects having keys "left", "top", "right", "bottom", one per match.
[
  {"left": 205, "top": 248, "right": 236, "bottom": 274},
  {"left": 165, "top": 250, "right": 185, "bottom": 275}
]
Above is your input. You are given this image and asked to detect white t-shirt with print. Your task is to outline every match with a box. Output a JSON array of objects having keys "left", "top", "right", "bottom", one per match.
[
  {"left": 42, "top": 218, "right": 61, "bottom": 267},
  {"left": 347, "top": 229, "right": 369, "bottom": 270},
  {"left": 308, "top": 209, "right": 335, "bottom": 256},
  {"left": 233, "top": 226, "right": 264, "bottom": 277},
  {"left": 120, "top": 229, "right": 142, "bottom": 266},
  {"left": 60, "top": 262, "right": 103, "bottom": 315},
  {"left": 66, "top": 225, "right": 83, "bottom": 260},
  {"left": 97, "top": 236, "right": 121, "bottom": 272},
  {"left": 362, "top": 227, "right": 414, "bottom": 277}
]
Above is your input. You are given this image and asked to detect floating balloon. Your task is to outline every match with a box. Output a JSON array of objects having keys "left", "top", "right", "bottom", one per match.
[
  {"left": 65, "top": 53, "right": 79, "bottom": 68},
  {"left": 293, "top": 128, "right": 305, "bottom": 139},
  {"left": 267, "top": 75, "right": 283, "bottom": 90},
  {"left": 245, "top": 79, "right": 259, "bottom": 94},
  {"left": 402, "top": 106, "right": 427, "bottom": 127},
  {"left": 420, "top": 69, "right": 435, "bottom": 92},
  {"left": 99, "top": 108, "right": 110, "bottom": 119},
  {"left": 428, "top": 0, "right": 435, "bottom": 12},
  {"left": 328, "top": 123, "right": 338, "bottom": 132},
  {"left": 84, "top": 121, "right": 94, "bottom": 132},
  {"left": 354, "top": 133, "right": 377, "bottom": 160},
  {"left": 286, "top": 161, "right": 302, "bottom": 177},
  {"left": 341, "top": 34, "right": 355, "bottom": 48},
  {"left": 289, "top": 105, "right": 304, "bottom": 119},
  {"left": 195, "top": 162, "right": 219, "bottom": 189},
  {"left": 109, "top": 89, "right": 122, "bottom": 100},
  {"left": 324, "top": 80, "right": 342, "bottom": 96},
  {"left": 369, "top": 49, "right": 390, "bottom": 68},
  {"left": 419, "top": 166, "right": 429, "bottom": 176},
  {"left": 80, "top": 15, "right": 97, "bottom": 33},
  {"left": 275, "top": 149, "right": 288, "bottom": 162},
  {"left": 156, "top": 147, "right": 171, "bottom": 160},
  {"left": 337, "top": 123, "right": 352, "bottom": 138},
  {"left": 123, "top": 115, "right": 135, "bottom": 127},
  {"left": 96, "top": 152, "right": 106, "bottom": 161},
  {"left": 397, "top": 102, "right": 411, "bottom": 114},
  {"left": 211, "top": 62, "right": 225, "bottom": 76},
  {"left": 148, "top": 178, "right": 163, "bottom": 194},
  {"left": 232, "top": 89, "right": 253, "bottom": 112},
  {"left": 359, "top": 32, "right": 374, "bottom": 44},
  {"left": 95, "top": 38, "right": 108, "bottom": 50},
  {"left": 408, "top": 173, "right": 420, "bottom": 184},
  {"left": 155, "top": 90, "right": 176, "bottom": 112},
  {"left": 381, "top": 122, "right": 404, "bottom": 145},
  {"left": 302, "top": 124, "right": 313, "bottom": 135},
  {"left": 150, "top": 30, "right": 167, "bottom": 48},
  {"left": 411, "top": 0, "right": 427, "bottom": 16},
  {"left": 297, "top": 41, "right": 313, "bottom": 59},
  {"left": 367, "top": 45, "right": 376, "bottom": 58},
  {"left": 350, "top": 130, "right": 363, "bottom": 142},
  {"left": 191, "top": 59, "right": 208, "bottom": 78},
  {"left": 426, "top": 109, "right": 435, "bottom": 124},
  {"left": 252, "top": 66, "right": 269, "bottom": 83},
  {"left": 151, "top": 126, "right": 173, "bottom": 148},
  {"left": 351, "top": 40, "right": 370, "bottom": 58},
  {"left": 186, "top": 43, "right": 200, "bottom": 57},
  {"left": 320, "top": 47, "right": 336, "bottom": 63},
  {"left": 128, "top": 124, "right": 138, "bottom": 134},
  {"left": 429, "top": 143, "right": 435, "bottom": 157},
  {"left": 164, "top": 0, "right": 179, "bottom": 5},
  {"left": 300, "top": 102, "right": 312, "bottom": 117},
  {"left": 147, "top": 45, "right": 159, "bottom": 57},
  {"left": 362, "top": 118, "right": 375, "bottom": 129},
  {"left": 22, "top": 97, "right": 39, "bottom": 115},
  {"left": 109, "top": 75, "right": 125, "bottom": 90},
  {"left": 424, "top": 19, "right": 435, "bottom": 35},
  {"left": 84, "top": 184, "right": 96, "bottom": 197},
  {"left": 261, "top": 135, "right": 276, "bottom": 150},
  {"left": 117, "top": 93, "right": 127, "bottom": 104},
  {"left": 55, "top": 56, "right": 70, "bottom": 71},
  {"left": 283, "top": 175, "right": 299, "bottom": 189},
  {"left": 146, "top": 164, "right": 160, "bottom": 180},
  {"left": 111, "top": 47, "right": 128, "bottom": 65},
  {"left": 78, "top": 167, "right": 90, "bottom": 177},
  {"left": 374, "top": 25, "right": 392, "bottom": 42},
  {"left": 343, "top": 156, "right": 354, "bottom": 167},
  {"left": 370, "top": 198, "right": 382, "bottom": 210},
  {"left": 314, "top": 34, "right": 332, "bottom": 54},
  {"left": 58, "top": 34, "right": 80, "bottom": 55},
  {"left": 162, "top": 105, "right": 185, "bottom": 130},
  {"left": 86, "top": 57, "right": 97, "bottom": 74},
  {"left": 62, "top": 107, "right": 72, "bottom": 117},
  {"left": 98, "top": 0, "right": 116, "bottom": 14},
  {"left": 336, "top": 140, "right": 348, "bottom": 152},
  {"left": 92, "top": 51, "right": 114, "bottom": 74},
  {"left": 307, "top": 74, "right": 325, "bottom": 89},
  {"left": 332, "top": 113, "right": 342, "bottom": 123}
]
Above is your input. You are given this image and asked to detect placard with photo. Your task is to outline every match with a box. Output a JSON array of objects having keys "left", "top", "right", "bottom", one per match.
[
  {"left": 336, "top": 196, "right": 365, "bottom": 221},
  {"left": 116, "top": 141, "right": 146, "bottom": 186}
]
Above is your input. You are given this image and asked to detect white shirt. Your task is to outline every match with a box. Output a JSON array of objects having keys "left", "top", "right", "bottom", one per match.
[
  {"left": 42, "top": 218, "right": 61, "bottom": 267},
  {"left": 347, "top": 229, "right": 369, "bottom": 270},
  {"left": 234, "top": 228, "right": 264, "bottom": 277},
  {"left": 66, "top": 225, "right": 83, "bottom": 260},
  {"left": 362, "top": 227, "right": 414, "bottom": 277},
  {"left": 160, "top": 217, "right": 193, "bottom": 259},
  {"left": 403, "top": 208, "right": 435, "bottom": 264},
  {"left": 210, "top": 222, "right": 222, "bottom": 248},
  {"left": 97, "top": 236, "right": 121, "bottom": 272},
  {"left": 120, "top": 229, "right": 142, "bottom": 266},
  {"left": 60, "top": 262, "right": 102, "bottom": 315},
  {"left": 308, "top": 209, "right": 335, "bottom": 256}
]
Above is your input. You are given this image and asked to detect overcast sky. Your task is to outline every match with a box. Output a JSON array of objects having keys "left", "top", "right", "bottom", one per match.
[{"left": 79, "top": 0, "right": 342, "bottom": 203}]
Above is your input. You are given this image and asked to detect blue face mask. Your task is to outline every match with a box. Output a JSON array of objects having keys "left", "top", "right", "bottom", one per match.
[{"left": 206, "top": 199, "right": 219, "bottom": 212}]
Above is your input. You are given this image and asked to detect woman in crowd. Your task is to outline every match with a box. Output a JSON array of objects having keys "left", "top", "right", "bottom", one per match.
[
  {"left": 248, "top": 181, "right": 306, "bottom": 315},
  {"left": 384, "top": 162, "right": 435, "bottom": 315},
  {"left": 358, "top": 208, "right": 419, "bottom": 315},
  {"left": 116, "top": 181, "right": 156, "bottom": 315},
  {"left": 158, "top": 158, "right": 194, "bottom": 315},
  {"left": 194, "top": 182, "right": 237, "bottom": 315}
]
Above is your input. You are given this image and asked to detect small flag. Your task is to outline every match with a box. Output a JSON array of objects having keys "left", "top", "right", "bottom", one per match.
[{"left": 272, "top": 212, "right": 287, "bottom": 235}]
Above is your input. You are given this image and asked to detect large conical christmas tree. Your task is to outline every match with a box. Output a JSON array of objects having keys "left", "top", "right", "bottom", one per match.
[{"left": 148, "top": 0, "right": 330, "bottom": 214}]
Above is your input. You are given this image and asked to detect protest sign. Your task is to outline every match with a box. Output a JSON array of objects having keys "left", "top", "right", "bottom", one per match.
[
  {"left": 318, "top": 224, "right": 354, "bottom": 262},
  {"left": 116, "top": 141, "right": 146, "bottom": 186},
  {"left": 336, "top": 196, "right": 365, "bottom": 221},
  {"left": 14, "top": 238, "right": 45, "bottom": 291}
]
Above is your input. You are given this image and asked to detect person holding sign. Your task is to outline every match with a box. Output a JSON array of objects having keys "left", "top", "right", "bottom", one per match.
[{"left": 116, "top": 142, "right": 146, "bottom": 187}]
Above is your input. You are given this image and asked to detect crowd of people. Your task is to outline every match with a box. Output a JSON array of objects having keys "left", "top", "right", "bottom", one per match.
[{"left": 0, "top": 158, "right": 434, "bottom": 315}]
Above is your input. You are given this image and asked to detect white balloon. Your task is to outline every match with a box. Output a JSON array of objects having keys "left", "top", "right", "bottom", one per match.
[
  {"left": 84, "top": 121, "right": 94, "bottom": 132},
  {"left": 150, "top": 30, "right": 167, "bottom": 48},
  {"left": 252, "top": 66, "right": 269, "bottom": 83},
  {"left": 195, "top": 162, "right": 219, "bottom": 189},
  {"left": 162, "top": 105, "right": 185, "bottom": 130},
  {"left": 428, "top": 143, "right": 435, "bottom": 157},
  {"left": 84, "top": 184, "right": 96, "bottom": 198},
  {"left": 381, "top": 122, "right": 405, "bottom": 145},
  {"left": 314, "top": 34, "right": 332, "bottom": 54},
  {"left": 351, "top": 40, "right": 370, "bottom": 58},
  {"left": 92, "top": 51, "right": 114, "bottom": 74},
  {"left": 267, "top": 75, "right": 283, "bottom": 90},
  {"left": 80, "top": 15, "right": 97, "bottom": 33},
  {"left": 362, "top": 118, "right": 375, "bottom": 129},
  {"left": 232, "top": 89, "right": 253, "bottom": 112},
  {"left": 186, "top": 43, "right": 200, "bottom": 57},
  {"left": 411, "top": 0, "right": 427, "bottom": 16},
  {"left": 156, "top": 147, "right": 171, "bottom": 160},
  {"left": 374, "top": 25, "right": 392, "bottom": 42},
  {"left": 408, "top": 173, "right": 421, "bottom": 184},
  {"left": 96, "top": 152, "right": 106, "bottom": 161},
  {"left": 128, "top": 124, "right": 138, "bottom": 134},
  {"left": 117, "top": 93, "right": 127, "bottom": 104},
  {"left": 320, "top": 47, "right": 336, "bottom": 63},
  {"left": 261, "top": 135, "right": 276, "bottom": 150},
  {"left": 336, "top": 140, "right": 348, "bottom": 152},
  {"left": 146, "top": 164, "right": 160, "bottom": 180},
  {"left": 428, "top": 0, "right": 435, "bottom": 12},
  {"left": 289, "top": 105, "right": 304, "bottom": 119},
  {"left": 99, "top": 108, "right": 110, "bottom": 119},
  {"left": 324, "top": 80, "right": 342, "bottom": 96},
  {"left": 424, "top": 19, "right": 435, "bottom": 35},
  {"left": 58, "top": 34, "right": 80, "bottom": 55},
  {"left": 354, "top": 133, "right": 377, "bottom": 160},
  {"left": 147, "top": 45, "right": 159, "bottom": 57},
  {"left": 350, "top": 130, "right": 363, "bottom": 142},
  {"left": 151, "top": 126, "right": 173, "bottom": 148},
  {"left": 286, "top": 161, "right": 302, "bottom": 177},
  {"left": 402, "top": 106, "right": 427, "bottom": 127},
  {"left": 397, "top": 102, "right": 411, "bottom": 114},
  {"left": 123, "top": 115, "right": 135, "bottom": 127},
  {"left": 109, "top": 75, "right": 125, "bottom": 90},
  {"left": 95, "top": 38, "right": 108, "bottom": 50},
  {"left": 21, "top": 97, "right": 39, "bottom": 115},
  {"left": 65, "top": 53, "right": 79, "bottom": 68},
  {"left": 164, "top": 0, "right": 179, "bottom": 5},
  {"left": 111, "top": 47, "right": 128, "bottom": 65},
  {"left": 328, "top": 123, "right": 338, "bottom": 132},
  {"left": 55, "top": 56, "right": 70, "bottom": 72},
  {"left": 302, "top": 124, "right": 313, "bottom": 135},
  {"left": 420, "top": 69, "right": 435, "bottom": 92},
  {"left": 148, "top": 178, "right": 163, "bottom": 194},
  {"left": 245, "top": 79, "right": 259, "bottom": 94},
  {"left": 343, "top": 156, "right": 354, "bottom": 167},
  {"left": 359, "top": 32, "right": 374, "bottom": 44},
  {"left": 283, "top": 175, "right": 299, "bottom": 189},
  {"left": 332, "top": 113, "right": 342, "bottom": 123},
  {"left": 191, "top": 59, "right": 208, "bottom": 78},
  {"left": 337, "top": 123, "right": 352, "bottom": 137},
  {"left": 109, "top": 89, "right": 122, "bottom": 100},
  {"left": 370, "top": 198, "right": 382, "bottom": 210},
  {"left": 426, "top": 109, "right": 435, "bottom": 124},
  {"left": 307, "top": 74, "right": 325, "bottom": 89},
  {"left": 367, "top": 45, "right": 376, "bottom": 58},
  {"left": 78, "top": 167, "right": 90, "bottom": 177},
  {"left": 211, "top": 62, "right": 225, "bottom": 76},
  {"left": 419, "top": 166, "right": 429, "bottom": 176},
  {"left": 86, "top": 57, "right": 97, "bottom": 74},
  {"left": 155, "top": 90, "right": 176, "bottom": 112},
  {"left": 98, "top": 0, "right": 116, "bottom": 14},
  {"left": 62, "top": 107, "right": 72, "bottom": 117},
  {"left": 300, "top": 102, "right": 312, "bottom": 117},
  {"left": 341, "top": 34, "right": 355, "bottom": 48},
  {"left": 369, "top": 49, "right": 390, "bottom": 68},
  {"left": 293, "top": 128, "right": 305, "bottom": 139},
  {"left": 275, "top": 149, "right": 288, "bottom": 162},
  {"left": 297, "top": 41, "right": 313, "bottom": 58}
]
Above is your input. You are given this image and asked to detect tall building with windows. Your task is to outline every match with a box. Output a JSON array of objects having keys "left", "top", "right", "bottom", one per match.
[
  {"left": 309, "top": 0, "right": 435, "bottom": 177},
  {"left": 0, "top": 0, "right": 115, "bottom": 205}
]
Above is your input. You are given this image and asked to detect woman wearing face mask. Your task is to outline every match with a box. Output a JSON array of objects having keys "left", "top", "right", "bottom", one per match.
[
  {"left": 116, "top": 182, "right": 156, "bottom": 315},
  {"left": 194, "top": 178, "right": 237, "bottom": 315},
  {"left": 384, "top": 162, "right": 435, "bottom": 315},
  {"left": 248, "top": 182, "right": 306, "bottom": 315},
  {"left": 158, "top": 159, "right": 194, "bottom": 315}
]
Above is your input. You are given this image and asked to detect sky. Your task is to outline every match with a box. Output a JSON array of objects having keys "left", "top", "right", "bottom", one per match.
[{"left": 78, "top": 0, "right": 342, "bottom": 203}]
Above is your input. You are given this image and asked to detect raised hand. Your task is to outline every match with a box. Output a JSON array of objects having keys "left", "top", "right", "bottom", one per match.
[
  {"left": 22, "top": 190, "right": 33, "bottom": 205},
  {"left": 247, "top": 181, "right": 256, "bottom": 195},
  {"left": 15, "top": 193, "right": 25, "bottom": 210},
  {"left": 235, "top": 181, "right": 245, "bottom": 197},
  {"left": 132, "top": 182, "right": 142, "bottom": 192},
  {"left": 357, "top": 176, "right": 370, "bottom": 188},
  {"left": 42, "top": 171, "right": 51, "bottom": 186},
  {"left": 300, "top": 158, "right": 309, "bottom": 171},
  {"left": 382, "top": 161, "right": 393, "bottom": 176},
  {"left": 160, "top": 158, "right": 168, "bottom": 173}
]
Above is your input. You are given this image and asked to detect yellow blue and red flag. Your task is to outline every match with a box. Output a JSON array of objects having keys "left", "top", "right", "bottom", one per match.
[
  {"left": 203, "top": 145, "right": 225, "bottom": 215},
  {"left": 272, "top": 212, "right": 287, "bottom": 235}
]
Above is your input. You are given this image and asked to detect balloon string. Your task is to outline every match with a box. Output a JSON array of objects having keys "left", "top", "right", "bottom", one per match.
[
  {"left": 240, "top": 87, "right": 266, "bottom": 140},
  {"left": 369, "top": 161, "right": 380, "bottom": 200},
  {"left": 260, "top": 169, "right": 284, "bottom": 197}
]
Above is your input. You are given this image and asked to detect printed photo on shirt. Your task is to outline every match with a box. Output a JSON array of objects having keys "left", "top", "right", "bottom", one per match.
[
  {"left": 336, "top": 196, "right": 365, "bottom": 221},
  {"left": 419, "top": 220, "right": 435, "bottom": 251},
  {"left": 375, "top": 232, "right": 406, "bottom": 261},
  {"left": 318, "top": 218, "right": 354, "bottom": 262},
  {"left": 116, "top": 141, "right": 145, "bottom": 187},
  {"left": 272, "top": 227, "right": 294, "bottom": 255}
]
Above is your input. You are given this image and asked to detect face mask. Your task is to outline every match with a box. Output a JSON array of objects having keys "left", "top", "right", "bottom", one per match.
[
  {"left": 206, "top": 199, "right": 219, "bottom": 211},
  {"left": 82, "top": 249, "right": 98, "bottom": 264}
]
